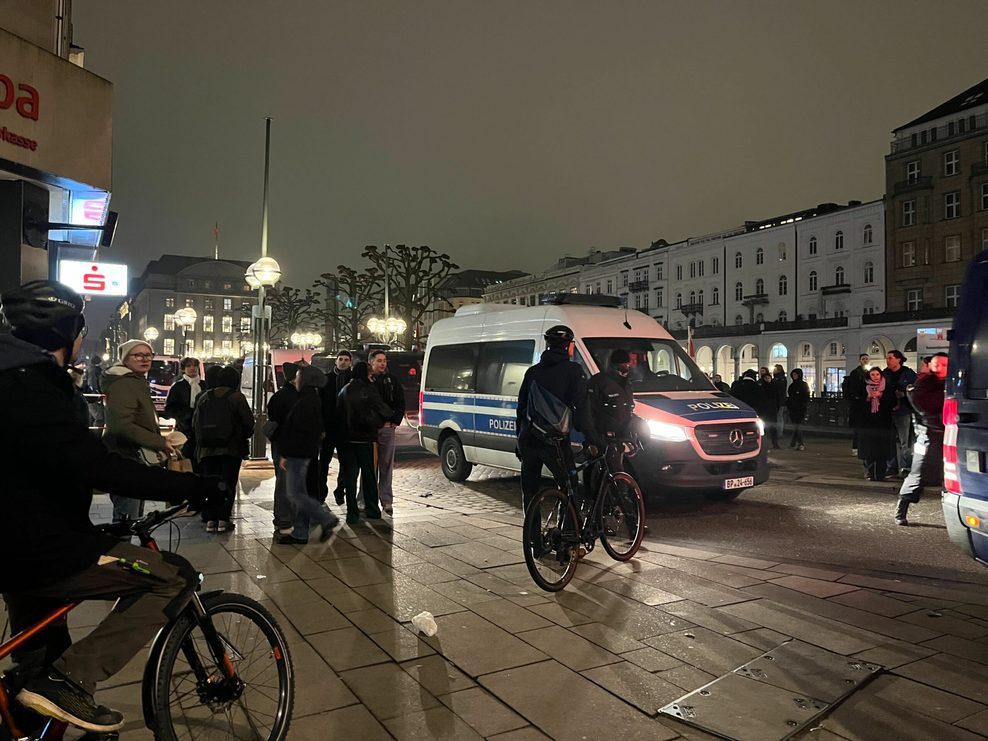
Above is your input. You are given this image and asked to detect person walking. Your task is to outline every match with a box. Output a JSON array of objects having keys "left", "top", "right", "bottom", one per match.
[
  {"left": 756, "top": 368, "right": 781, "bottom": 449},
  {"left": 857, "top": 367, "right": 894, "bottom": 481},
  {"left": 321, "top": 350, "right": 352, "bottom": 506},
  {"left": 786, "top": 368, "right": 810, "bottom": 450},
  {"left": 883, "top": 350, "right": 917, "bottom": 478},
  {"left": 338, "top": 361, "right": 393, "bottom": 525},
  {"left": 370, "top": 349, "right": 406, "bottom": 516},
  {"left": 164, "top": 357, "right": 201, "bottom": 463},
  {"left": 265, "top": 362, "right": 300, "bottom": 536},
  {"left": 102, "top": 340, "right": 174, "bottom": 523},
  {"left": 895, "top": 353, "right": 948, "bottom": 526},
  {"left": 843, "top": 353, "right": 870, "bottom": 456},
  {"left": 772, "top": 365, "right": 788, "bottom": 440},
  {"left": 277, "top": 365, "right": 339, "bottom": 544},
  {"left": 192, "top": 366, "right": 254, "bottom": 533}
]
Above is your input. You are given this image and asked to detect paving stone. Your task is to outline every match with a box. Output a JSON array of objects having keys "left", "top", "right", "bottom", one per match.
[
  {"left": 345, "top": 607, "right": 399, "bottom": 634},
  {"left": 644, "top": 626, "right": 763, "bottom": 675},
  {"left": 957, "top": 708, "right": 988, "bottom": 736},
  {"left": 307, "top": 626, "right": 391, "bottom": 672},
  {"left": 465, "top": 570, "right": 538, "bottom": 598},
  {"left": 620, "top": 647, "right": 684, "bottom": 673},
  {"left": 437, "top": 686, "right": 529, "bottom": 737},
  {"left": 526, "top": 601, "right": 596, "bottom": 627},
  {"left": 400, "top": 655, "right": 476, "bottom": 696},
  {"left": 663, "top": 600, "right": 760, "bottom": 635},
  {"left": 288, "top": 704, "right": 391, "bottom": 741},
  {"left": 730, "top": 627, "right": 791, "bottom": 651},
  {"left": 425, "top": 611, "right": 548, "bottom": 677},
  {"left": 436, "top": 541, "right": 526, "bottom": 569},
  {"left": 769, "top": 574, "right": 861, "bottom": 598},
  {"left": 317, "top": 586, "right": 377, "bottom": 614},
  {"left": 394, "top": 560, "right": 463, "bottom": 585},
  {"left": 644, "top": 542, "right": 722, "bottom": 561},
  {"left": 768, "top": 562, "right": 848, "bottom": 581},
  {"left": 481, "top": 660, "right": 678, "bottom": 739},
  {"left": 382, "top": 705, "right": 484, "bottom": 740},
  {"left": 368, "top": 624, "right": 437, "bottom": 662},
  {"left": 955, "top": 604, "right": 988, "bottom": 621},
  {"left": 899, "top": 609, "right": 988, "bottom": 640},
  {"left": 592, "top": 576, "right": 683, "bottom": 605},
  {"left": 570, "top": 622, "right": 648, "bottom": 654},
  {"left": 633, "top": 568, "right": 757, "bottom": 607},
  {"left": 582, "top": 660, "right": 685, "bottom": 715},
  {"left": 894, "top": 653, "right": 988, "bottom": 703},
  {"left": 430, "top": 577, "right": 505, "bottom": 606},
  {"left": 290, "top": 641, "right": 360, "bottom": 716},
  {"left": 837, "top": 574, "right": 988, "bottom": 607},
  {"left": 320, "top": 554, "right": 395, "bottom": 587},
  {"left": 638, "top": 551, "right": 765, "bottom": 589},
  {"left": 711, "top": 554, "right": 781, "bottom": 570},
  {"left": 866, "top": 674, "right": 986, "bottom": 723},
  {"left": 516, "top": 625, "right": 621, "bottom": 671},
  {"left": 281, "top": 599, "right": 351, "bottom": 636},
  {"left": 339, "top": 662, "right": 442, "bottom": 721},
  {"left": 354, "top": 573, "right": 469, "bottom": 621},
  {"left": 828, "top": 589, "right": 918, "bottom": 617},
  {"left": 468, "top": 598, "right": 554, "bottom": 634},
  {"left": 851, "top": 641, "right": 937, "bottom": 669},
  {"left": 392, "top": 521, "right": 472, "bottom": 547},
  {"left": 656, "top": 663, "right": 717, "bottom": 692},
  {"left": 919, "top": 634, "right": 988, "bottom": 666},
  {"left": 487, "top": 727, "right": 552, "bottom": 741}
]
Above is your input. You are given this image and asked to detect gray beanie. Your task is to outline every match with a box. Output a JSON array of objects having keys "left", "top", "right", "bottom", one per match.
[{"left": 118, "top": 339, "right": 154, "bottom": 360}]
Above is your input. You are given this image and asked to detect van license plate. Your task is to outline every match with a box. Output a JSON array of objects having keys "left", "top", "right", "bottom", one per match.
[{"left": 723, "top": 476, "right": 754, "bottom": 490}]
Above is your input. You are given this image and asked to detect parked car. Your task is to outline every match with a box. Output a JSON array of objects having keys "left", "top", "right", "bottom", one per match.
[{"left": 942, "top": 249, "right": 988, "bottom": 566}]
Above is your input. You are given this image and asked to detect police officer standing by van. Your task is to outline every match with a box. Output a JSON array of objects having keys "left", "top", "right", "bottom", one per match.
[
  {"left": 586, "top": 349, "right": 635, "bottom": 476},
  {"left": 516, "top": 325, "right": 588, "bottom": 513}
]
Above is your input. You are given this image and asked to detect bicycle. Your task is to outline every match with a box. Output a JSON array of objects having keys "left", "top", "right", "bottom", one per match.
[
  {"left": 0, "top": 503, "right": 295, "bottom": 741},
  {"left": 522, "top": 438, "right": 646, "bottom": 592}
]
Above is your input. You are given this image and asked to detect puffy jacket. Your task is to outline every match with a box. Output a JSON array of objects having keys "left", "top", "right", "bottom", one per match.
[
  {"left": 339, "top": 377, "right": 392, "bottom": 443},
  {"left": 517, "top": 348, "right": 588, "bottom": 444},
  {"left": 192, "top": 386, "right": 255, "bottom": 461},
  {"left": 102, "top": 364, "right": 165, "bottom": 458},
  {"left": 0, "top": 335, "right": 214, "bottom": 592},
  {"left": 586, "top": 369, "right": 634, "bottom": 445}
]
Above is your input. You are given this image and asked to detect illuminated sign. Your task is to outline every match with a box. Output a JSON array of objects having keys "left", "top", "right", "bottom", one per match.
[{"left": 58, "top": 260, "right": 128, "bottom": 296}]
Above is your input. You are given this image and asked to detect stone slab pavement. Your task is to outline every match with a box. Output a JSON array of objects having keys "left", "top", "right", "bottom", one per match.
[{"left": 5, "top": 448, "right": 987, "bottom": 741}]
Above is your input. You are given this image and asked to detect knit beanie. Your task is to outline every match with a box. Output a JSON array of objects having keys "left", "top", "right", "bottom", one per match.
[
  {"left": 118, "top": 339, "right": 154, "bottom": 361},
  {"left": 298, "top": 364, "right": 327, "bottom": 388}
]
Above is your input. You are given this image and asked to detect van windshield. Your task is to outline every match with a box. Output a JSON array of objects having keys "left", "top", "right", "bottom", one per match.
[
  {"left": 148, "top": 359, "right": 179, "bottom": 387},
  {"left": 583, "top": 338, "right": 714, "bottom": 392}
]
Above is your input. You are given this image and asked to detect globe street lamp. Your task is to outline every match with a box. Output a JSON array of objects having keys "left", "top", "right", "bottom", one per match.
[
  {"left": 367, "top": 315, "right": 407, "bottom": 348},
  {"left": 174, "top": 307, "right": 197, "bottom": 357},
  {"left": 143, "top": 327, "right": 159, "bottom": 344},
  {"left": 290, "top": 331, "right": 322, "bottom": 349},
  {"left": 246, "top": 255, "right": 281, "bottom": 458}
]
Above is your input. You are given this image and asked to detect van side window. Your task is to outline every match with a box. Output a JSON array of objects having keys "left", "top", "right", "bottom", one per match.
[
  {"left": 425, "top": 344, "right": 478, "bottom": 392},
  {"left": 476, "top": 340, "right": 536, "bottom": 396}
]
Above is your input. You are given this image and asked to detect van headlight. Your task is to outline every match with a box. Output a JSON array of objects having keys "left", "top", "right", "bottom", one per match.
[
  {"left": 646, "top": 420, "right": 689, "bottom": 442},
  {"left": 755, "top": 418, "right": 765, "bottom": 436}
]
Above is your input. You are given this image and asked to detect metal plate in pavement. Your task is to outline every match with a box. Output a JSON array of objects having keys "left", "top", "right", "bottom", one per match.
[{"left": 734, "top": 640, "right": 882, "bottom": 703}]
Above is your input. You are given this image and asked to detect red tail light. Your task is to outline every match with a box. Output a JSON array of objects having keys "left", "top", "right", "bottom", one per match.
[
  {"left": 943, "top": 398, "right": 960, "bottom": 495},
  {"left": 418, "top": 390, "right": 424, "bottom": 421}
]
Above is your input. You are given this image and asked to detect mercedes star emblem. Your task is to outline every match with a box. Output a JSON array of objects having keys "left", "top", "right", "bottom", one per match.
[{"left": 729, "top": 428, "right": 745, "bottom": 448}]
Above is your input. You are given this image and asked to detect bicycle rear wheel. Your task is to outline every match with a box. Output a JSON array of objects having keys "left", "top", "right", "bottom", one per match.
[
  {"left": 599, "top": 472, "right": 645, "bottom": 561},
  {"left": 523, "top": 488, "right": 580, "bottom": 592},
  {"left": 151, "top": 592, "right": 294, "bottom": 741}
]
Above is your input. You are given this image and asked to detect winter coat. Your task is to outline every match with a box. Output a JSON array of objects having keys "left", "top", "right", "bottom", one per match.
[
  {"left": 164, "top": 377, "right": 195, "bottom": 436},
  {"left": 786, "top": 380, "right": 810, "bottom": 423},
  {"left": 771, "top": 372, "right": 788, "bottom": 408},
  {"left": 586, "top": 369, "right": 635, "bottom": 445},
  {"left": 319, "top": 367, "right": 352, "bottom": 439},
  {"left": 755, "top": 378, "right": 780, "bottom": 419},
  {"left": 907, "top": 372, "right": 946, "bottom": 432},
  {"left": 373, "top": 371, "right": 407, "bottom": 425},
  {"left": 843, "top": 366, "right": 869, "bottom": 427},
  {"left": 0, "top": 334, "right": 213, "bottom": 592},
  {"left": 102, "top": 364, "right": 165, "bottom": 459},
  {"left": 266, "top": 383, "right": 299, "bottom": 447},
  {"left": 730, "top": 377, "right": 761, "bottom": 410},
  {"left": 884, "top": 365, "right": 918, "bottom": 418},
  {"left": 339, "top": 377, "right": 393, "bottom": 443},
  {"left": 278, "top": 386, "right": 325, "bottom": 458},
  {"left": 192, "top": 386, "right": 255, "bottom": 461},
  {"left": 516, "top": 348, "right": 588, "bottom": 446}
]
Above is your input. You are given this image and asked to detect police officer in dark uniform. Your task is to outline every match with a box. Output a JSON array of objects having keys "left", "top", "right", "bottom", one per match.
[
  {"left": 516, "top": 325, "right": 588, "bottom": 513},
  {"left": 586, "top": 349, "right": 636, "bottom": 481}
]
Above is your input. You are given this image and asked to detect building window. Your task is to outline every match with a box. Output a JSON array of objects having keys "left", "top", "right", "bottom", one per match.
[
  {"left": 656, "top": 264, "right": 664, "bottom": 280},
  {"left": 863, "top": 302, "right": 875, "bottom": 315},
  {"left": 204, "top": 298, "right": 214, "bottom": 311},
  {"left": 203, "top": 315, "right": 214, "bottom": 332},
  {"left": 185, "top": 298, "right": 195, "bottom": 308},
  {"left": 982, "top": 182, "right": 988, "bottom": 211},
  {"left": 863, "top": 224, "right": 873, "bottom": 244},
  {"left": 184, "top": 340, "right": 194, "bottom": 357},
  {"left": 906, "top": 288, "right": 923, "bottom": 311},
  {"left": 864, "top": 261, "right": 874, "bottom": 283},
  {"left": 735, "top": 252, "right": 742, "bottom": 269},
  {"left": 223, "top": 298, "right": 232, "bottom": 311},
  {"left": 735, "top": 282, "right": 743, "bottom": 301},
  {"left": 641, "top": 295, "right": 649, "bottom": 312},
  {"left": 834, "top": 231, "right": 844, "bottom": 251},
  {"left": 944, "top": 149, "right": 959, "bottom": 177},
  {"left": 756, "top": 248, "right": 764, "bottom": 265},
  {"left": 222, "top": 340, "right": 232, "bottom": 354},
  {"left": 164, "top": 297, "right": 175, "bottom": 309},
  {"left": 622, "top": 273, "right": 628, "bottom": 287},
  {"left": 697, "top": 289, "right": 704, "bottom": 306},
  {"left": 203, "top": 339, "right": 214, "bottom": 357},
  {"left": 240, "top": 317, "right": 251, "bottom": 333},
  {"left": 756, "top": 313, "right": 764, "bottom": 323},
  {"left": 606, "top": 279, "right": 613, "bottom": 293},
  {"left": 755, "top": 278, "right": 764, "bottom": 295},
  {"left": 163, "top": 338, "right": 175, "bottom": 355},
  {"left": 778, "top": 310, "right": 787, "bottom": 322},
  {"left": 676, "top": 293, "right": 682, "bottom": 309},
  {"left": 676, "top": 265, "right": 683, "bottom": 281},
  {"left": 945, "top": 235, "right": 961, "bottom": 263},
  {"left": 809, "top": 236, "right": 817, "bottom": 255},
  {"left": 689, "top": 262, "right": 695, "bottom": 279},
  {"left": 778, "top": 243, "right": 787, "bottom": 261},
  {"left": 945, "top": 191, "right": 960, "bottom": 219},
  {"left": 835, "top": 266, "right": 845, "bottom": 285},
  {"left": 222, "top": 315, "right": 233, "bottom": 333},
  {"left": 223, "top": 282, "right": 232, "bottom": 290},
  {"left": 712, "top": 257, "right": 719, "bottom": 274},
  {"left": 809, "top": 271, "right": 818, "bottom": 291},
  {"left": 698, "top": 261, "right": 704, "bottom": 277},
  {"left": 655, "top": 288, "right": 663, "bottom": 307},
  {"left": 187, "top": 280, "right": 196, "bottom": 289},
  {"left": 778, "top": 275, "right": 788, "bottom": 296},
  {"left": 203, "top": 280, "right": 213, "bottom": 290},
  {"left": 945, "top": 284, "right": 961, "bottom": 308},
  {"left": 906, "top": 160, "right": 920, "bottom": 183},
  {"left": 902, "top": 241, "right": 916, "bottom": 267},
  {"left": 902, "top": 200, "right": 916, "bottom": 227},
  {"left": 163, "top": 314, "right": 175, "bottom": 330},
  {"left": 711, "top": 287, "right": 719, "bottom": 305},
  {"left": 735, "top": 315, "right": 744, "bottom": 326},
  {"left": 595, "top": 281, "right": 601, "bottom": 294}
]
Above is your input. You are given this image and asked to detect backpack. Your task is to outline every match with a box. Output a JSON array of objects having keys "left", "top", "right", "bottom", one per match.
[
  {"left": 194, "top": 390, "right": 236, "bottom": 447},
  {"left": 525, "top": 381, "right": 571, "bottom": 442}
]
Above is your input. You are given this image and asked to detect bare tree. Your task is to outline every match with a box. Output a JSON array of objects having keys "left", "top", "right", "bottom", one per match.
[
  {"left": 362, "top": 244, "right": 458, "bottom": 349},
  {"left": 313, "top": 266, "right": 383, "bottom": 350},
  {"left": 267, "top": 286, "right": 322, "bottom": 347}
]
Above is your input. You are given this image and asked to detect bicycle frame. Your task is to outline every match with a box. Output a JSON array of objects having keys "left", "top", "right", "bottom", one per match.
[{"left": 554, "top": 439, "right": 621, "bottom": 549}]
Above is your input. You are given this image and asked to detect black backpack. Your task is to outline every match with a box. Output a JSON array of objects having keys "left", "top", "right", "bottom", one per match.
[
  {"left": 525, "top": 381, "right": 571, "bottom": 442},
  {"left": 194, "top": 390, "right": 235, "bottom": 447}
]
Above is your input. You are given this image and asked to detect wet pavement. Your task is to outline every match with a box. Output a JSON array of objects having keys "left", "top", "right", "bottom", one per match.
[{"left": 11, "top": 439, "right": 988, "bottom": 740}]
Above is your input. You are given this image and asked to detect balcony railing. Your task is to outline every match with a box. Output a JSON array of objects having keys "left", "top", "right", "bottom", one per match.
[
  {"left": 892, "top": 176, "right": 934, "bottom": 195},
  {"left": 679, "top": 302, "right": 704, "bottom": 315},
  {"left": 627, "top": 279, "right": 650, "bottom": 292},
  {"left": 890, "top": 112, "right": 988, "bottom": 154},
  {"left": 820, "top": 283, "right": 852, "bottom": 295},
  {"left": 741, "top": 293, "right": 769, "bottom": 306},
  {"left": 862, "top": 307, "right": 954, "bottom": 324}
]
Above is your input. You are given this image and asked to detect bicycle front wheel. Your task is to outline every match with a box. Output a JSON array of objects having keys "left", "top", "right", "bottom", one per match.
[
  {"left": 523, "top": 488, "right": 580, "bottom": 592},
  {"left": 599, "top": 472, "right": 645, "bottom": 561},
  {"left": 151, "top": 592, "right": 294, "bottom": 741}
]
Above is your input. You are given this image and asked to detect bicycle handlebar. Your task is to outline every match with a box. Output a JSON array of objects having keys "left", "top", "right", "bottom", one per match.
[{"left": 98, "top": 502, "right": 192, "bottom": 539}]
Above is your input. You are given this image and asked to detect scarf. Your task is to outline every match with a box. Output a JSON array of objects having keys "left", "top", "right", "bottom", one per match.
[
  {"left": 183, "top": 373, "right": 201, "bottom": 403},
  {"left": 866, "top": 375, "right": 885, "bottom": 414}
]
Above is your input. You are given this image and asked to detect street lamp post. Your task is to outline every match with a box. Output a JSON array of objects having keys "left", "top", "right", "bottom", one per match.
[
  {"left": 143, "top": 327, "right": 159, "bottom": 345},
  {"left": 174, "top": 308, "right": 197, "bottom": 357},
  {"left": 366, "top": 316, "right": 406, "bottom": 348},
  {"left": 247, "top": 256, "right": 281, "bottom": 458}
]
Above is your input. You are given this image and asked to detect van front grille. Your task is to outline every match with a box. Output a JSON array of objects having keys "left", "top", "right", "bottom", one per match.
[{"left": 694, "top": 422, "right": 760, "bottom": 456}]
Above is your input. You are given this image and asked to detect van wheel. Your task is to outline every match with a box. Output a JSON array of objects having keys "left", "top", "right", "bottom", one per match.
[{"left": 440, "top": 436, "right": 473, "bottom": 481}]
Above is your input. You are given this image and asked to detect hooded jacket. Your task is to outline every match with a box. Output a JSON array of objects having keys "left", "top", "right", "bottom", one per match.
[
  {"left": 339, "top": 363, "right": 393, "bottom": 443},
  {"left": 586, "top": 368, "right": 635, "bottom": 445},
  {"left": 0, "top": 334, "right": 215, "bottom": 592},
  {"left": 101, "top": 363, "right": 165, "bottom": 457},
  {"left": 516, "top": 347, "right": 588, "bottom": 444},
  {"left": 278, "top": 365, "right": 328, "bottom": 458}
]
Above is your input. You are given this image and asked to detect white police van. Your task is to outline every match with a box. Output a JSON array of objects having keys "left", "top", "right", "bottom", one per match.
[{"left": 419, "top": 295, "right": 769, "bottom": 498}]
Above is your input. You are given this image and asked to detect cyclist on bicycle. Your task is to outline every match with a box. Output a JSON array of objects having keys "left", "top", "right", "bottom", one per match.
[
  {"left": 516, "top": 325, "right": 589, "bottom": 514},
  {"left": 0, "top": 281, "right": 220, "bottom": 734},
  {"left": 586, "top": 348, "right": 637, "bottom": 476}
]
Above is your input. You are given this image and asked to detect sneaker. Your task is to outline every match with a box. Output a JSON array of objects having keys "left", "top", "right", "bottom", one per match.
[
  {"left": 319, "top": 517, "right": 340, "bottom": 543},
  {"left": 851, "top": 449, "right": 858, "bottom": 456},
  {"left": 274, "top": 527, "right": 293, "bottom": 536},
  {"left": 383, "top": 506, "right": 393, "bottom": 516},
  {"left": 217, "top": 520, "right": 234, "bottom": 533},
  {"left": 17, "top": 668, "right": 125, "bottom": 733},
  {"left": 205, "top": 521, "right": 218, "bottom": 533},
  {"left": 797, "top": 445, "right": 805, "bottom": 451},
  {"left": 895, "top": 517, "right": 909, "bottom": 526}
]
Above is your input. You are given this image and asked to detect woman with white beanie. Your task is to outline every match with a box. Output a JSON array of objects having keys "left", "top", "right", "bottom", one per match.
[{"left": 102, "top": 340, "right": 173, "bottom": 522}]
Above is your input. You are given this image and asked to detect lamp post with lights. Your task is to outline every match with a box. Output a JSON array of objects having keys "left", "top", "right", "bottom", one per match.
[
  {"left": 173, "top": 307, "right": 196, "bottom": 357},
  {"left": 143, "top": 326, "right": 159, "bottom": 345},
  {"left": 246, "top": 256, "right": 281, "bottom": 458}
]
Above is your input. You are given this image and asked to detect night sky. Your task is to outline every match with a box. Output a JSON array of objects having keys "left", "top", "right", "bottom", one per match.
[{"left": 73, "top": 1, "right": 987, "bottom": 301}]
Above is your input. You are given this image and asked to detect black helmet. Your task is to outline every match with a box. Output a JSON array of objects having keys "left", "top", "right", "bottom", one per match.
[
  {"left": 544, "top": 325, "right": 574, "bottom": 345},
  {"left": 1, "top": 280, "right": 86, "bottom": 350}
]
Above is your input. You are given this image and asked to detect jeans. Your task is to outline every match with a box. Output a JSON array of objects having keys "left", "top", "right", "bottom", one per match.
[
  {"left": 339, "top": 442, "right": 380, "bottom": 519},
  {"left": 377, "top": 425, "right": 397, "bottom": 509},
  {"left": 284, "top": 457, "right": 336, "bottom": 540},
  {"left": 891, "top": 413, "right": 914, "bottom": 472},
  {"left": 789, "top": 422, "right": 804, "bottom": 448},
  {"left": 776, "top": 408, "right": 786, "bottom": 440},
  {"left": 270, "top": 443, "right": 294, "bottom": 530},
  {"left": 198, "top": 455, "right": 242, "bottom": 523},
  {"left": 318, "top": 436, "right": 345, "bottom": 501}
]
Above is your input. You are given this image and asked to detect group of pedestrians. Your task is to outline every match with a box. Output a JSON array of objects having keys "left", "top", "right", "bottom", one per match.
[
  {"left": 724, "top": 364, "right": 809, "bottom": 450},
  {"left": 265, "top": 349, "right": 405, "bottom": 544}
]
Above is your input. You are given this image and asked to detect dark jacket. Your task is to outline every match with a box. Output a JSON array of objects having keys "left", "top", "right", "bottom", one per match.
[
  {"left": 516, "top": 347, "right": 588, "bottom": 445},
  {"left": 193, "top": 386, "right": 255, "bottom": 461},
  {"left": 164, "top": 377, "right": 195, "bottom": 436},
  {"left": 884, "top": 364, "right": 918, "bottom": 418},
  {"left": 907, "top": 372, "right": 946, "bottom": 431},
  {"left": 786, "top": 379, "right": 810, "bottom": 424},
  {"left": 586, "top": 369, "right": 634, "bottom": 445},
  {"left": 278, "top": 387, "right": 324, "bottom": 458},
  {"left": 714, "top": 381, "right": 732, "bottom": 394},
  {"left": 771, "top": 372, "right": 787, "bottom": 408},
  {"left": 730, "top": 376, "right": 760, "bottom": 410},
  {"left": 339, "top": 374, "right": 393, "bottom": 443},
  {"left": 319, "top": 367, "right": 352, "bottom": 438},
  {"left": 373, "top": 371, "right": 406, "bottom": 425},
  {"left": 0, "top": 335, "right": 213, "bottom": 592},
  {"left": 843, "top": 365, "right": 869, "bottom": 426},
  {"left": 266, "top": 383, "right": 299, "bottom": 445},
  {"left": 756, "top": 376, "right": 780, "bottom": 418}
]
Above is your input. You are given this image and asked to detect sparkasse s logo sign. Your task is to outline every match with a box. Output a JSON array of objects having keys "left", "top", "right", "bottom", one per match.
[{"left": 58, "top": 260, "right": 128, "bottom": 297}]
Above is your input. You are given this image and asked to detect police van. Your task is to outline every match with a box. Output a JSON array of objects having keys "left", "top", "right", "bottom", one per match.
[{"left": 419, "top": 295, "right": 769, "bottom": 498}]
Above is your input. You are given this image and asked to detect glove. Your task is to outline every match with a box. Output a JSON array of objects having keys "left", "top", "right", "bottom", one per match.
[{"left": 184, "top": 476, "right": 226, "bottom": 513}]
